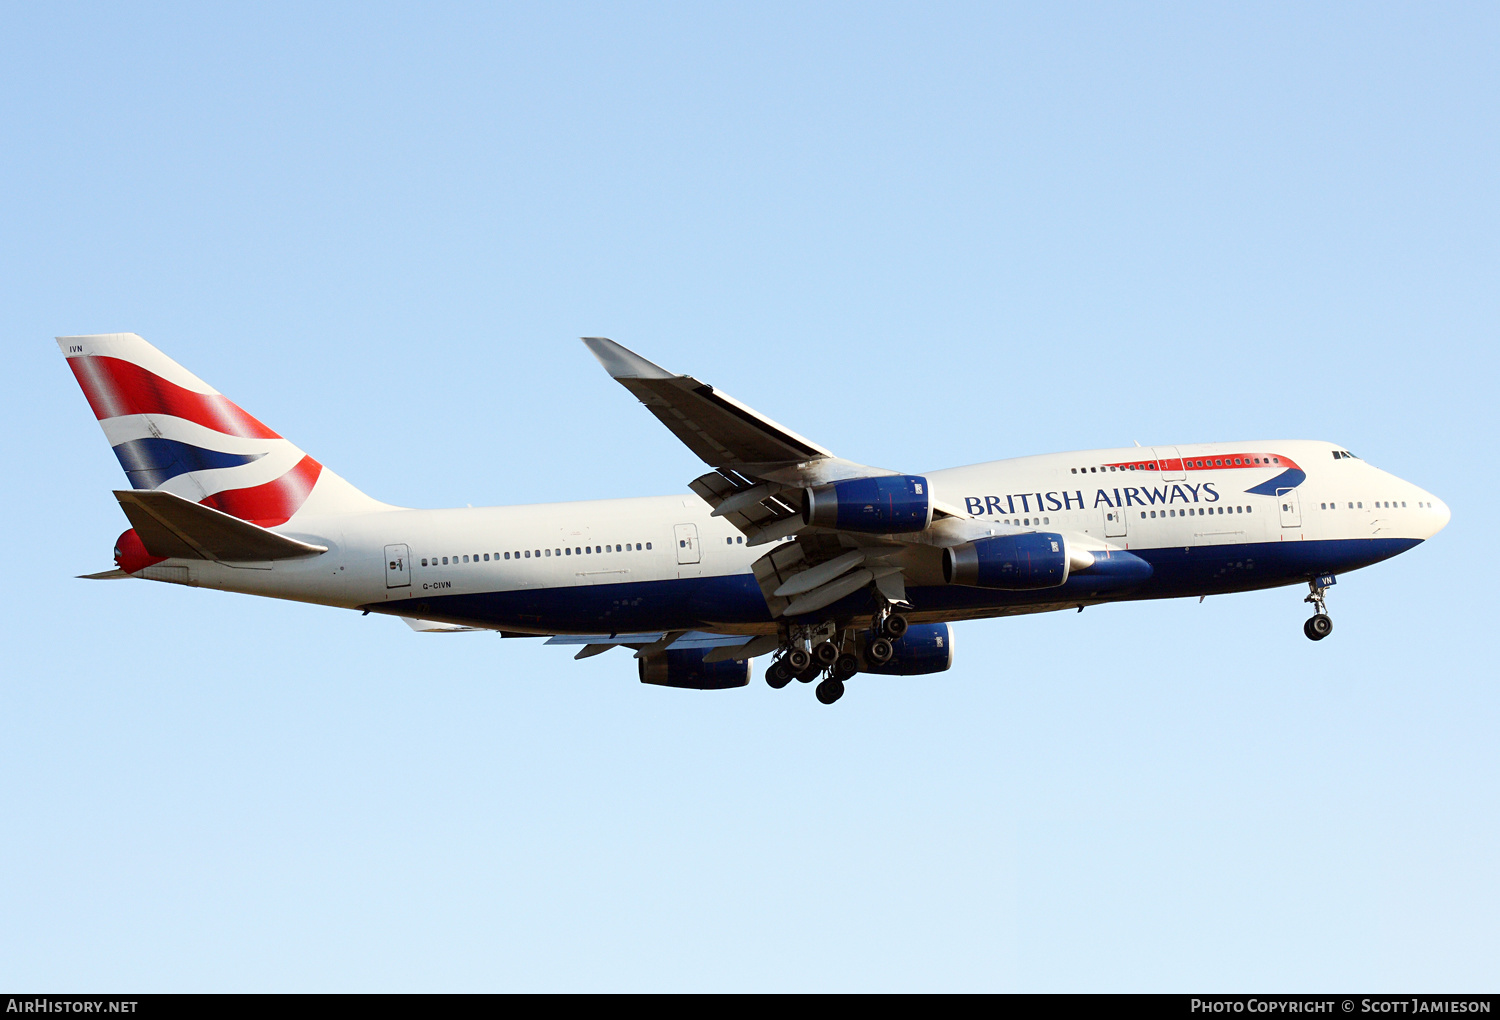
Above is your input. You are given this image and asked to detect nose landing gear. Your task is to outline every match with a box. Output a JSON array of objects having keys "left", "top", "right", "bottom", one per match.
[{"left": 1303, "top": 575, "right": 1335, "bottom": 641}]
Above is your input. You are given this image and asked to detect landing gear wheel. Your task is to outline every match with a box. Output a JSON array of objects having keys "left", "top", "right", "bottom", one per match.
[
  {"left": 795, "top": 664, "right": 822, "bottom": 684},
  {"left": 834, "top": 653, "right": 860, "bottom": 680},
  {"left": 881, "top": 614, "right": 909, "bottom": 640},
  {"left": 1304, "top": 614, "right": 1333, "bottom": 641},
  {"left": 867, "top": 636, "right": 894, "bottom": 666},
  {"left": 815, "top": 678, "right": 845, "bottom": 705},
  {"left": 813, "top": 640, "right": 840, "bottom": 667},
  {"left": 787, "top": 647, "right": 812, "bottom": 672},
  {"left": 765, "top": 660, "right": 792, "bottom": 689}
]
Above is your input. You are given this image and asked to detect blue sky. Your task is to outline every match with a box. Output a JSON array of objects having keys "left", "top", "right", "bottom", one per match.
[{"left": 2, "top": 2, "right": 1496, "bottom": 991}]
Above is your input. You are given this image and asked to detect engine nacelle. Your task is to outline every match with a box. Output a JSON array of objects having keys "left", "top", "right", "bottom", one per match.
[
  {"left": 638, "top": 649, "right": 751, "bottom": 690},
  {"left": 802, "top": 474, "right": 932, "bottom": 533},
  {"left": 861, "top": 623, "right": 955, "bottom": 676},
  {"left": 943, "top": 532, "right": 1070, "bottom": 589}
]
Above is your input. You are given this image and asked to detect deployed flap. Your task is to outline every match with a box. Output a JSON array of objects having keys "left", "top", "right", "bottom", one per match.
[
  {"left": 114, "top": 489, "right": 327, "bottom": 562},
  {"left": 402, "top": 617, "right": 484, "bottom": 633},
  {"left": 543, "top": 630, "right": 756, "bottom": 655}
]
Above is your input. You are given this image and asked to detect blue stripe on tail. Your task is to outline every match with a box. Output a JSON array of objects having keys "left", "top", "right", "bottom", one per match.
[{"left": 111, "top": 437, "right": 265, "bottom": 489}]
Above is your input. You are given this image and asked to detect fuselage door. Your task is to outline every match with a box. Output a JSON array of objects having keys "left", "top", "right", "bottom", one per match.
[
  {"left": 385, "top": 543, "right": 411, "bottom": 587},
  {"left": 1104, "top": 506, "right": 1128, "bottom": 538},
  {"left": 673, "top": 523, "right": 701, "bottom": 565},
  {"left": 1152, "top": 446, "right": 1186, "bottom": 481},
  {"left": 1277, "top": 489, "right": 1302, "bottom": 528}
]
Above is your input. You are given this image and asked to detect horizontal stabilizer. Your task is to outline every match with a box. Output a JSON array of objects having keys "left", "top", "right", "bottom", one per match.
[
  {"left": 114, "top": 489, "right": 327, "bottom": 562},
  {"left": 77, "top": 568, "right": 131, "bottom": 580}
]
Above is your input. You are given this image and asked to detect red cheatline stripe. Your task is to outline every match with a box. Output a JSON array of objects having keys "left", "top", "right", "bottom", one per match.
[
  {"left": 200, "top": 456, "right": 322, "bottom": 527},
  {"left": 1104, "top": 454, "right": 1302, "bottom": 472},
  {"left": 69, "top": 356, "right": 281, "bottom": 439}
]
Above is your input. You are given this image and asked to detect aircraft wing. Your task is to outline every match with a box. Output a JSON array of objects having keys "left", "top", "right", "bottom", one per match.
[
  {"left": 584, "top": 337, "right": 993, "bottom": 619},
  {"left": 583, "top": 337, "right": 908, "bottom": 546}
]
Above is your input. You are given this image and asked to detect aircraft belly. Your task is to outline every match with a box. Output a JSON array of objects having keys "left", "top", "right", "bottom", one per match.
[{"left": 359, "top": 537, "right": 1421, "bottom": 632}]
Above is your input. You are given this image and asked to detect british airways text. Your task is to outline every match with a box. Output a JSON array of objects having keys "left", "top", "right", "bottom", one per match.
[{"left": 963, "top": 484, "right": 1222, "bottom": 516}]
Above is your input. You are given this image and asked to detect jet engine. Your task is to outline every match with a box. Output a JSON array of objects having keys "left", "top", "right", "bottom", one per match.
[
  {"left": 802, "top": 474, "right": 932, "bottom": 533},
  {"left": 942, "top": 532, "right": 1076, "bottom": 589},
  {"left": 861, "top": 623, "right": 955, "bottom": 675},
  {"left": 638, "top": 649, "right": 752, "bottom": 690}
]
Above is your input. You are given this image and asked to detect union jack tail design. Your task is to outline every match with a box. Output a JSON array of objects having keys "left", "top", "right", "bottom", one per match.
[{"left": 59, "top": 333, "right": 386, "bottom": 526}]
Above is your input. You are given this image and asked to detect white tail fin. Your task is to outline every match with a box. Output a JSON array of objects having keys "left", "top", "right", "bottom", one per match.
[{"left": 59, "top": 333, "right": 389, "bottom": 524}]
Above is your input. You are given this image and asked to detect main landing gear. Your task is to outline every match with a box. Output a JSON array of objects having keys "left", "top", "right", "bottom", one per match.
[
  {"left": 1303, "top": 577, "right": 1334, "bottom": 641},
  {"left": 764, "top": 613, "right": 910, "bottom": 705}
]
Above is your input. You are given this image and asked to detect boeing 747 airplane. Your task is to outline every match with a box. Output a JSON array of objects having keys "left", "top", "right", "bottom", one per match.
[{"left": 62, "top": 333, "right": 1449, "bottom": 704}]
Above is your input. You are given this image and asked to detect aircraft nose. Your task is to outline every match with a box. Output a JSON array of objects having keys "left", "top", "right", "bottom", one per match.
[{"left": 1422, "top": 492, "right": 1451, "bottom": 538}]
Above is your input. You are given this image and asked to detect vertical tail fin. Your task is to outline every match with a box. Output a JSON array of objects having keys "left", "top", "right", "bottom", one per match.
[{"left": 59, "top": 333, "right": 388, "bottom": 525}]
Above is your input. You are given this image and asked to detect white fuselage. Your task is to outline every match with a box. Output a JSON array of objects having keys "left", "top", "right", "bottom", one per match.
[{"left": 133, "top": 439, "right": 1447, "bottom": 636}]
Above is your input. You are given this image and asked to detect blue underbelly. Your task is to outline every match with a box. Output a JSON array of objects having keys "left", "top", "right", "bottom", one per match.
[{"left": 363, "top": 537, "right": 1420, "bottom": 632}]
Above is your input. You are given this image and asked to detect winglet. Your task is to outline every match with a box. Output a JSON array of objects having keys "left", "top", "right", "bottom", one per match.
[{"left": 581, "top": 337, "right": 676, "bottom": 380}]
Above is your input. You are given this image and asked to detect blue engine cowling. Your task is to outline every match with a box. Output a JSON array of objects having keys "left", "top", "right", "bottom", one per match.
[
  {"left": 802, "top": 474, "right": 932, "bottom": 533},
  {"left": 638, "top": 649, "right": 751, "bottom": 690},
  {"left": 862, "top": 623, "right": 955, "bottom": 676},
  {"left": 942, "top": 532, "right": 1069, "bottom": 589}
]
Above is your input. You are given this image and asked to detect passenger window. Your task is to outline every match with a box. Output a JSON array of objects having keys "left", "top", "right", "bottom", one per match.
[
  {"left": 726, "top": 537, "right": 732, "bottom": 545},
  {"left": 504, "top": 552, "right": 510, "bottom": 560},
  {"left": 1273, "top": 457, "right": 1280, "bottom": 464},
  {"left": 1150, "top": 511, "right": 1156, "bottom": 518},
  {"left": 646, "top": 542, "right": 652, "bottom": 550},
  {"left": 1043, "top": 517, "right": 1049, "bottom": 524},
  {"left": 564, "top": 548, "right": 571, "bottom": 555},
  {"left": 1401, "top": 502, "right": 1406, "bottom": 508},
  {"left": 421, "top": 558, "right": 428, "bottom": 566},
  {"left": 524, "top": 550, "right": 530, "bottom": 558},
  {"left": 442, "top": 556, "right": 448, "bottom": 565}
]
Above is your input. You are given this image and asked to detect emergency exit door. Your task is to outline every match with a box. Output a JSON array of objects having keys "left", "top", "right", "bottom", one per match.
[
  {"left": 1104, "top": 507, "right": 1128, "bottom": 537},
  {"left": 1277, "top": 489, "right": 1302, "bottom": 528},
  {"left": 385, "top": 544, "right": 411, "bottom": 587},
  {"left": 673, "top": 524, "right": 701, "bottom": 564}
]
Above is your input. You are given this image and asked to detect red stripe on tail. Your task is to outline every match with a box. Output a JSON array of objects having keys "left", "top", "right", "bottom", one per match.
[
  {"left": 69, "top": 356, "right": 281, "bottom": 439},
  {"left": 200, "top": 456, "right": 322, "bottom": 526}
]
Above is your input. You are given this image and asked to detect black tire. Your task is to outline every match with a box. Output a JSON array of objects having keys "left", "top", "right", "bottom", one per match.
[
  {"left": 814, "top": 641, "right": 840, "bottom": 667},
  {"left": 834, "top": 653, "right": 860, "bottom": 679},
  {"left": 787, "top": 647, "right": 811, "bottom": 671},
  {"left": 795, "top": 664, "right": 822, "bottom": 684},
  {"left": 766, "top": 660, "right": 792, "bottom": 689},
  {"left": 882, "top": 614, "right": 909, "bottom": 640},
  {"left": 1303, "top": 618, "right": 1317, "bottom": 641},
  {"left": 868, "top": 636, "right": 894, "bottom": 665},
  {"left": 815, "top": 678, "right": 845, "bottom": 705},
  {"left": 1308, "top": 614, "right": 1333, "bottom": 640}
]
